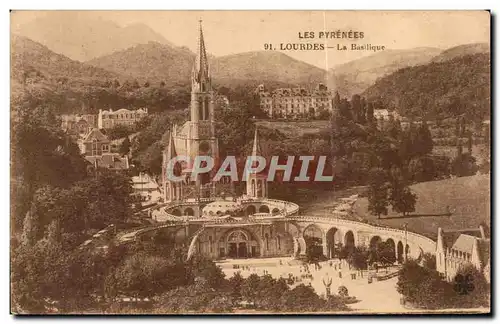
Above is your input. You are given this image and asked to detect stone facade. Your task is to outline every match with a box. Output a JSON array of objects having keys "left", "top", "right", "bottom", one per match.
[
  {"left": 436, "top": 226, "right": 490, "bottom": 282},
  {"left": 256, "top": 83, "right": 334, "bottom": 118},
  {"left": 98, "top": 108, "right": 148, "bottom": 129}
]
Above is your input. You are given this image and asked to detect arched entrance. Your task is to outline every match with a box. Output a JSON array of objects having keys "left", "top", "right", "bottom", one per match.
[
  {"left": 397, "top": 241, "right": 404, "bottom": 263},
  {"left": 325, "top": 227, "right": 342, "bottom": 259},
  {"left": 184, "top": 207, "right": 195, "bottom": 216},
  {"left": 382, "top": 239, "right": 396, "bottom": 265},
  {"left": 171, "top": 209, "right": 181, "bottom": 216},
  {"left": 246, "top": 205, "right": 256, "bottom": 216},
  {"left": 369, "top": 235, "right": 382, "bottom": 251},
  {"left": 259, "top": 205, "right": 270, "bottom": 213},
  {"left": 225, "top": 230, "right": 258, "bottom": 259},
  {"left": 271, "top": 208, "right": 280, "bottom": 215},
  {"left": 405, "top": 244, "right": 411, "bottom": 259},
  {"left": 344, "top": 230, "right": 355, "bottom": 252},
  {"left": 303, "top": 224, "right": 323, "bottom": 259}
]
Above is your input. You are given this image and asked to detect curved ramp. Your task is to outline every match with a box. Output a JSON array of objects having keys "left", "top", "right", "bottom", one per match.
[
  {"left": 186, "top": 227, "right": 205, "bottom": 261},
  {"left": 297, "top": 237, "right": 307, "bottom": 256}
]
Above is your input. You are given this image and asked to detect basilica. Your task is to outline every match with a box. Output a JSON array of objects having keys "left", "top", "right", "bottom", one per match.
[
  {"left": 144, "top": 23, "right": 438, "bottom": 266},
  {"left": 156, "top": 22, "right": 301, "bottom": 260}
]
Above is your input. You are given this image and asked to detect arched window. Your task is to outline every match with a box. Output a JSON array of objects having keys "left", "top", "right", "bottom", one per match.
[
  {"left": 204, "top": 98, "right": 210, "bottom": 120},
  {"left": 198, "top": 98, "right": 204, "bottom": 120},
  {"left": 277, "top": 235, "right": 281, "bottom": 250}
]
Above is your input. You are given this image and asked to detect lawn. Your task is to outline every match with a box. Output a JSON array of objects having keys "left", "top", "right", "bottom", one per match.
[
  {"left": 352, "top": 174, "right": 491, "bottom": 239},
  {"left": 433, "top": 144, "right": 488, "bottom": 165},
  {"left": 256, "top": 120, "right": 330, "bottom": 138}
]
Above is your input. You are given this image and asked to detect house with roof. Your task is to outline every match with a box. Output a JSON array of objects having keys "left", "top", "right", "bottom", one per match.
[
  {"left": 436, "top": 225, "right": 490, "bottom": 282},
  {"left": 77, "top": 128, "right": 111, "bottom": 156},
  {"left": 78, "top": 128, "right": 129, "bottom": 172},
  {"left": 98, "top": 108, "right": 148, "bottom": 129},
  {"left": 86, "top": 154, "right": 129, "bottom": 172},
  {"left": 61, "top": 114, "right": 98, "bottom": 138},
  {"left": 132, "top": 173, "right": 161, "bottom": 203}
]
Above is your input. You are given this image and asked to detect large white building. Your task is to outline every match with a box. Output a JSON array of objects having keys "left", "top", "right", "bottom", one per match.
[
  {"left": 256, "top": 83, "right": 334, "bottom": 118},
  {"left": 436, "top": 226, "right": 490, "bottom": 283},
  {"left": 97, "top": 108, "right": 148, "bottom": 129}
]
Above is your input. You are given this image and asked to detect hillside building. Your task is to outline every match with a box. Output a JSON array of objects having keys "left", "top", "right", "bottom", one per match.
[
  {"left": 436, "top": 226, "right": 490, "bottom": 283},
  {"left": 78, "top": 128, "right": 129, "bottom": 171},
  {"left": 61, "top": 114, "right": 98, "bottom": 138},
  {"left": 256, "top": 83, "right": 334, "bottom": 118},
  {"left": 97, "top": 108, "right": 148, "bottom": 129}
]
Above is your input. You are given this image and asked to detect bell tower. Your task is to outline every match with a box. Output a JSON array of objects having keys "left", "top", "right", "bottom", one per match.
[
  {"left": 246, "top": 128, "right": 268, "bottom": 198},
  {"left": 189, "top": 20, "right": 218, "bottom": 196}
]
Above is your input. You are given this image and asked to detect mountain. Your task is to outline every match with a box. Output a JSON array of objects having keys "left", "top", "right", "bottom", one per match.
[
  {"left": 211, "top": 51, "right": 326, "bottom": 85},
  {"left": 431, "top": 42, "right": 489, "bottom": 63},
  {"left": 87, "top": 43, "right": 327, "bottom": 87},
  {"left": 362, "top": 53, "right": 490, "bottom": 120},
  {"left": 328, "top": 47, "right": 442, "bottom": 97},
  {"left": 86, "top": 42, "right": 195, "bottom": 85},
  {"left": 11, "top": 35, "right": 117, "bottom": 85},
  {"left": 11, "top": 35, "right": 122, "bottom": 113},
  {"left": 14, "top": 11, "right": 173, "bottom": 62}
]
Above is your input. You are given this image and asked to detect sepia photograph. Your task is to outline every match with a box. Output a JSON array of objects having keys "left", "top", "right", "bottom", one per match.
[{"left": 9, "top": 10, "right": 491, "bottom": 315}]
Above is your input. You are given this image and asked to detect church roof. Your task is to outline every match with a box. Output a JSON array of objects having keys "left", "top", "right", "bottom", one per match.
[
  {"left": 85, "top": 153, "right": 129, "bottom": 170},
  {"left": 451, "top": 234, "right": 477, "bottom": 254},
  {"left": 82, "top": 128, "right": 109, "bottom": 143}
]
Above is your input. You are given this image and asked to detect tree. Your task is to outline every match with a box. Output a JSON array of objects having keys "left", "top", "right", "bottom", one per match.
[
  {"left": 389, "top": 168, "right": 417, "bottom": 216},
  {"left": 422, "top": 253, "right": 436, "bottom": 270},
  {"left": 377, "top": 241, "right": 396, "bottom": 267},
  {"left": 228, "top": 272, "right": 244, "bottom": 305},
  {"left": 366, "top": 102, "right": 375, "bottom": 124},
  {"left": 106, "top": 253, "right": 184, "bottom": 298},
  {"left": 367, "top": 168, "right": 389, "bottom": 218},
  {"left": 120, "top": 136, "right": 131, "bottom": 156},
  {"left": 451, "top": 153, "right": 478, "bottom": 177},
  {"left": 397, "top": 260, "right": 450, "bottom": 309},
  {"left": 190, "top": 257, "right": 226, "bottom": 289},
  {"left": 241, "top": 274, "right": 260, "bottom": 306},
  {"left": 346, "top": 246, "right": 369, "bottom": 270},
  {"left": 408, "top": 156, "right": 436, "bottom": 183},
  {"left": 390, "top": 186, "right": 417, "bottom": 216},
  {"left": 351, "top": 94, "right": 361, "bottom": 123},
  {"left": 453, "top": 264, "right": 490, "bottom": 308},
  {"left": 414, "top": 121, "right": 433, "bottom": 156},
  {"left": 280, "top": 284, "right": 324, "bottom": 312},
  {"left": 20, "top": 204, "right": 40, "bottom": 246}
]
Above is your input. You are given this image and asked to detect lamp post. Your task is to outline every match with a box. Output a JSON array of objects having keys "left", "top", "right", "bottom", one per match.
[
  {"left": 322, "top": 273, "right": 332, "bottom": 298},
  {"left": 404, "top": 222, "right": 408, "bottom": 262}
]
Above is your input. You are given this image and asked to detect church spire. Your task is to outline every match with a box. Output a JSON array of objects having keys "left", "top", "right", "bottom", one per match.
[
  {"left": 166, "top": 130, "right": 177, "bottom": 160},
  {"left": 193, "top": 19, "right": 210, "bottom": 83},
  {"left": 165, "top": 130, "right": 182, "bottom": 177},
  {"left": 251, "top": 127, "right": 263, "bottom": 158}
]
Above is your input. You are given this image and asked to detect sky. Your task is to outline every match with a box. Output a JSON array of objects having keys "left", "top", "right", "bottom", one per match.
[{"left": 11, "top": 10, "right": 490, "bottom": 68}]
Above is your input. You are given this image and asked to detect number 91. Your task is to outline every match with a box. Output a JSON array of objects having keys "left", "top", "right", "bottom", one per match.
[{"left": 264, "top": 43, "right": 273, "bottom": 50}]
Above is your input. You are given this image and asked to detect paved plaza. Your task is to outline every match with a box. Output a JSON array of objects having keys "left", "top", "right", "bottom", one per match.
[{"left": 217, "top": 257, "right": 407, "bottom": 313}]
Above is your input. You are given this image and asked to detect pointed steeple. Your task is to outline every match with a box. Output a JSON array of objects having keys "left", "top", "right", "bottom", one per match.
[
  {"left": 166, "top": 131, "right": 177, "bottom": 160},
  {"left": 193, "top": 19, "right": 210, "bottom": 83},
  {"left": 165, "top": 130, "right": 182, "bottom": 178},
  {"left": 251, "top": 127, "right": 262, "bottom": 158}
]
